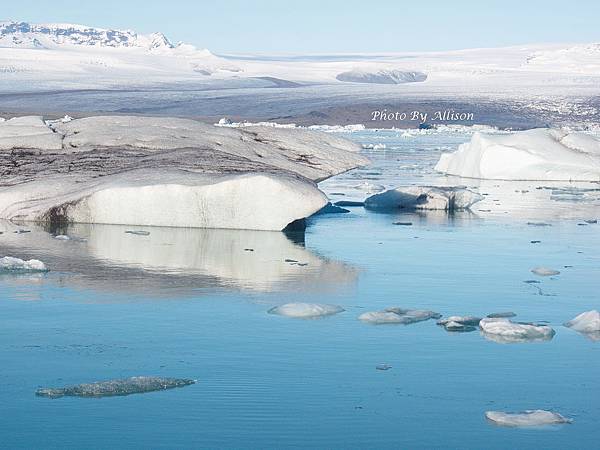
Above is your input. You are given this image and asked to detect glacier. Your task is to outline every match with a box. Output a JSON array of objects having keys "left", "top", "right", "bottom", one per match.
[
  {"left": 335, "top": 69, "right": 427, "bottom": 85},
  {"left": 485, "top": 410, "right": 572, "bottom": 427},
  {"left": 435, "top": 129, "right": 600, "bottom": 181},
  {"left": 0, "top": 116, "right": 366, "bottom": 231}
]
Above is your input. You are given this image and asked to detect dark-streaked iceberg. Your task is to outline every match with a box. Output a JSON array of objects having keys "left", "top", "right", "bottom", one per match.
[{"left": 0, "top": 116, "right": 367, "bottom": 231}]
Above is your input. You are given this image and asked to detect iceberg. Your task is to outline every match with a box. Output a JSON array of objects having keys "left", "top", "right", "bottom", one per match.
[
  {"left": 36, "top": 376, "right": 195, "bottom": 398},
  {"left": 0, "top": 256, "right": 47, "bottom": 272},
  {"left": 485, "top": 410, "right": 572, "bottom": 427},
  {"left": 564, "top": 310, "right": 600, "bottom": 340},
  {"left": 359, "top": 307, "right": 441, "bottom": 325},
  {"left": 0, "top": 116, "right": 367, "bottom": 231},
  {"left": 268, "top": 303, "right": 345, "bottom": 318},
  {"left": 479, "top": 318, "right": 555, "bottom": 343},
  {"left": 364, "top": 186, "right": 482, "bottom": 211},
  {"left": 435, "top": 129, "right": 600, "bottom": 181}
]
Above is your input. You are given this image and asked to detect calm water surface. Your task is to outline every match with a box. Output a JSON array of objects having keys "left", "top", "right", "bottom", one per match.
[{"left": 1, "top": 130, "right": 599, "bottom": 449}]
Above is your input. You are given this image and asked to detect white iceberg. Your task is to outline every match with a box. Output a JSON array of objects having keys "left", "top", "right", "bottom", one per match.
[
  {"left": 485, "top": 410, "right": 572, "bottom": 427},
  {"left": 365, "top": 186, "right": 482, "bottom": 211},
  {"left": 479, "top": 318, "right": 555, "bottom": 343},
  {"left": 0, "top": 256, "right": 48, "bottom": 272},
  {"left": 531, "top": 267, "right": 560, "bottom": 276},
  {"left": 268, "top": 303, "right": 345, "bottom": 318},
  {"left": 435, "top": 129, "right": 600, "bottom": 181},
  {"left": 564, "top": 310, "right": 600, "bottom": 340},
  {"left": 0, "top": 116, "right": 367, "bottom": 231},
  {"left": 359, "top": 307, "right": 441, "bottom": 325}
]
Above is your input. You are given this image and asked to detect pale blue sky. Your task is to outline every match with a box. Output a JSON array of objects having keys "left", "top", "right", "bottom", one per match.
[{"left": 3, "top": 0, "right": 599, "bottom": 54}]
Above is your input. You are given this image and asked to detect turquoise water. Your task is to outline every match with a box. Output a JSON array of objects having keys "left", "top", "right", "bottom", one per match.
[{"left": 1, "top": 130, "right": 599, "bottom": 449}]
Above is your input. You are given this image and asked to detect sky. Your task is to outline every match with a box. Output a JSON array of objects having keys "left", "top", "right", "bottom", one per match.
[{"left": 2, "top": 0, "right": 600, "bottom": 54}]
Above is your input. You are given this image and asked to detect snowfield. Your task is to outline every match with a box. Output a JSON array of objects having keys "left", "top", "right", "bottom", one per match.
[
  {"left": 0, "top": 115, "right": 366, "bottom": 231},
  {"left": 435, "top": 129, "right": 600, "bottom": 181}
]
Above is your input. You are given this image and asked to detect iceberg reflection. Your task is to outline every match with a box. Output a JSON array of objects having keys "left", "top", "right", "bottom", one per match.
[{"left": 0, "top": 221, "right": 357, "bottom": 297}]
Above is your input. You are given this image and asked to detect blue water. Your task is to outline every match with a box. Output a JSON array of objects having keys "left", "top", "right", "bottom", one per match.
[{"left": 1, "top": 130, "right": 599, "bottom": 449}]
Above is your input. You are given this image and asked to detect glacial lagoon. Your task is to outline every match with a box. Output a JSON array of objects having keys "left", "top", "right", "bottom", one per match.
[{"left": 1, "top": 129, "right": 599, "bottom": 449}]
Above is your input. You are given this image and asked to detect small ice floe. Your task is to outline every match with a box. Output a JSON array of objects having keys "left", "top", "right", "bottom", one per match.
[
  {"left": 125, "top": 230, "right": 151, "bottom": 236},
  {"left": 352, "top": 182, "right": 386, "bottom": 193},
  {"left": 585, "top": 219, "right": 598, "bottom": 224},
  {"left": 564, "top": 310, "right": 600, "bottom": 341},
  {"left": 527, "top": 222, "right": 552, "bottom": 227},
  {"left": 268, "top": 303, "right": 345, "bottom": 318},
  {"left": 36, "top": 376, "right": 195, "bottom": 398},
  {"left": 362, "top": 143, "right": 387, "bottom": 150},
  {"left": 54, "top": 235, "right": 70, "bottom": 240},
  {"left": 13, "top": 229, "right": 31, "bottom": 234},
  {"left": 530, "top": 240, "right": 541, "bottom": 244},
  {"left": 365, "top": 186, "right": 482, "bottom": 212},
  {"left": 437, "top": 316, "right": 481, "bottom": 332},
  {"left": 0, "top": 256, "right": 48, "bottom": 272},
  {"left": 487, "top": 312, "right": 516, "bottom": 319},
  {"left": 359, "top": 308, "right": 441, "bottom": 325},
  {"left": 531, "top": 267, "right": 560, "bottom": 276},
  {"left": 393, "top": 221, "right": 412, "bottom": 226},
  {"left": 376, "top": 364, "right": 392, "bottom": 371},
  {"left": 479, "top": 318, "right": 555, "bottom": 343},
  {"left": 485, "top": 410, "right": 572, "bottom": 427}
]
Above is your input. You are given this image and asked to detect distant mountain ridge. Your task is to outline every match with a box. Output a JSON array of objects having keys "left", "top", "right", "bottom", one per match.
[{"left": 0, "top": 21, "right": 201, "bottom": 54}]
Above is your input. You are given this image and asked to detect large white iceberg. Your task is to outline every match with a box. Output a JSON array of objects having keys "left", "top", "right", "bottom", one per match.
[
  {"left": 0, "top": 116, "right": 367, "bottom": 231},
  {"left": 485, "top": 410, "right": 572, "bottom": 427},
  {"left": 364, "top": 186, "right": 482, "bottom": 211},
  {"left": 435, "top": 129, "right": 600, "bottom": 181},
  {"left": 479, "top": 318, "right": 555, "bottom": 343}
]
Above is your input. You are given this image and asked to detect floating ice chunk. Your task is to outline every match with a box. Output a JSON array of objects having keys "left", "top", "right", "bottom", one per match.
[
  {"left": 268, "top": 303, "right": 345, "bottom": 318},
  {"left": 487, "top": 312, "right": 517, "bottom": 318},
  {"left": 359, "top": 307, "right": 441, "bottom": 325},
  {"left": 0, "top": 256, "right": 48, "bottom": 272},
  {"left": 435, "top": 128, "right": 600, "bottom": 181},
  {"left": 479, "top": 318, "right": 555, "bottom": 343},
  {"left": 437, "top": 316, "right": 481, "bottom": 331},
  {"left": 54, "top": 235, "right": 70, "bottom": 240},
  {"left": 36, "top": 376, "right": 195, "bottom": 398},
  {"left": 564, "top": 310, "right": 600, "bottom": 340},
  {"left": 125, "top": 230, "right": 151, "bottom": 236},
  {"left": 365, "top": 186, "right": 482, "bottom": 211},
  {"left": 0, "top": 116, "right": 63, "bottom": 151},
  {"left": 531, "top": 267, "right": 560, "bottom": 276},
  {"left": 376, "top": 364, "right": 392, "bottom": 371},
  {"left": 485, "top": 410, "right": 572, "bottom": 427}
]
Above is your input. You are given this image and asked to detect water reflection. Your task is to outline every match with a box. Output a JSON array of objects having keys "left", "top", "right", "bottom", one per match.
[{"left": 0, "top": 221, "right": 357, "bottom": 298}]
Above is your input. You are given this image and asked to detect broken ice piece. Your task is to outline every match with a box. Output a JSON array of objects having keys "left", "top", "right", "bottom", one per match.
[
  {"left": 359, "top": 308, "right": 441, "bottom": 325},
  {"left": 531, "top": 267, "right": 560, "bottom": 276},
  {"left": 125, "top": 230, "right": 151, "bottom": 236},
  {"left": 485, "top": 410, "right": 572, "bottom": 427},
  {"left": 36, "top": 376, "right": 196, "bottom": 398}
]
